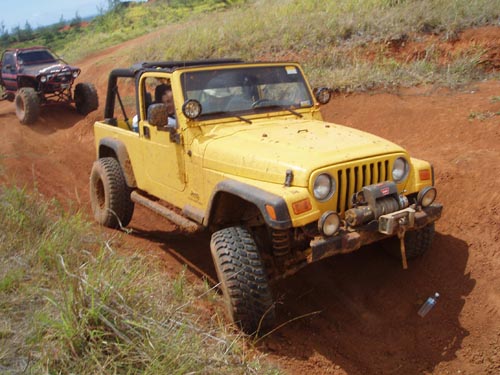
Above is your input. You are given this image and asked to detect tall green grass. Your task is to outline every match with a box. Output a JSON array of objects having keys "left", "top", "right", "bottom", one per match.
[
  {"left": 130, "top": 0, "right": 500, "bottom": 90},
  {"left": 0, "top": 186, "right": 278, "bottom": 374}
]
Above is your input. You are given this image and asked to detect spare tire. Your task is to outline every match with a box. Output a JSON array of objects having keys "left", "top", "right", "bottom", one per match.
[
  {"left": 74, "top": 82, "right": 99, "bottom": 115},
  {"left": 15, "top": 87, "right": 40, "bottom": 124}
]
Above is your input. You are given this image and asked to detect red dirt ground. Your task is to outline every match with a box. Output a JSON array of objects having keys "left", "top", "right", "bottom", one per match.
[{"left": 1, "top": 27, "right": 499, "bottom": 374}]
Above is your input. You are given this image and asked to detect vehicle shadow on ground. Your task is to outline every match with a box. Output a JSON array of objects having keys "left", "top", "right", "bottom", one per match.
[
  {"left": 29, "top": 106, "right": 84, "bottom": 134},
  {"left": 128, "top": 227, "right": 217, "bottom": 281},
  {"left": 261, "top": 233, "right": 473, "bottom": 374},
  {"left": 126, "top": 225, "right": 473, "bottom": 374}
]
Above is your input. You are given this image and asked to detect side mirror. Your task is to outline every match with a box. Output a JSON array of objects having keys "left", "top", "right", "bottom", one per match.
[
  {"left": 314, "top": 87, "right": 332, "bottom": 105},
  {"left": 147, "top": 103, "right": 180, "bottom": 144},
  {"left": 147, "top": 103, "right": 168, "bottom": 127}
]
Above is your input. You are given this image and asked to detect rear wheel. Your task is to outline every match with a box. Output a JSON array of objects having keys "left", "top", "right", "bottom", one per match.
[
  {"left": 210, "top": 226, "right": 275, "bottom": 334},
  {"left": 89, "top": 157, "right": 134, "bottom": 228},
  {"left": 74, "top": 82, "right": 98, "bottom": 115},
  {"left": 15, "top": 88, "right": 39, "bottom": 124}
]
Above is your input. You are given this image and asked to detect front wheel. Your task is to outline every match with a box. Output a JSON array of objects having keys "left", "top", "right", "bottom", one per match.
[
  {"left": 210, "top": 226, "right": 275, "bottom": 334},
  {"left": 384, "top": 223, "right": 436, "bottom": 260},
  {"left": 15, "top": 87, "right": 40, "bottom": 124},
  {"left": 89, "top": 157, "right": 134, "bottom": 228},
  {"left": 74, "top": 82, "right": 98, "bottom": 115}
]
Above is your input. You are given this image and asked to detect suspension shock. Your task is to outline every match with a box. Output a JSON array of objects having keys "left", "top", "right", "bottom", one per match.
[{"left": 271, "top": 229, "right": 291, "bottom": 257}]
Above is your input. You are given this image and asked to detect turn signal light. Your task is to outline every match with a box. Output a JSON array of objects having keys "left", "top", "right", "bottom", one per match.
[
  {"left": 265, "top": 204, "right": 277, "bottom": 220},
  {"left": 419, "top": 169, "right": 431, "bottom": 181},
  {"left": 292, "top": 198, "right": 312, "bottom": 215}
]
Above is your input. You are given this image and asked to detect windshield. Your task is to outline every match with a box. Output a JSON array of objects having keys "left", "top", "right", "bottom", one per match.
[
  {"left": 18, "top": 49, "right": 58, "bottom": 65},
  {"left": 181, "top": 65, "right": 313, "bottom": 118}
]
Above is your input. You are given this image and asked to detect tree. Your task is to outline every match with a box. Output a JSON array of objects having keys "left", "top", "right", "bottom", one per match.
[
  {"left": 23, "top": 21, "right": 34, "bottom": 40},
  {"left": 70, "top": 11, "right": 82, "bottom": 28}
]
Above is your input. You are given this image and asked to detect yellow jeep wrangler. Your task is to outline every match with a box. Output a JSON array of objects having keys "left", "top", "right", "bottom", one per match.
[{"left": 90, "top": 59, "right": 442, "bottom": 333}]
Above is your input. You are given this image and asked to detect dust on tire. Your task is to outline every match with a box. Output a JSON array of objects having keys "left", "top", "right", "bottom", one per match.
[
  {"left": 74, "top": 82, "right": 99, "bottom": 115},
  {"left": 210, "top": 226, "right": 275, "bottom": 334},
  {"left": 89, "top": 157, "right": 134, "bottom": 228},
  {"left": 15, "top": 88, "right": 40, "bottom": 124}
]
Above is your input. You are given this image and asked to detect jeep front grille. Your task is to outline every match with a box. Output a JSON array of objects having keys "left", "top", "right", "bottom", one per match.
[
  {"left": 336, "top": 160, "right": 389, "bottom": 214},
  {"left": 52, "top": 74, "right": 71, "bottom": 83}
]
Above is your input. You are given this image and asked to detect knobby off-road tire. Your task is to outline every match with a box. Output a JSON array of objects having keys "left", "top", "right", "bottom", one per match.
[
  {"left": 74, "top": 82, "right": 99, "bottom": 115},
  {"left": 210, "top": 226, "right": 275, "bottom": 335},
  {"left": 15, "top": 87, "right": 40, "bottom": 124},
  {"left": 89, "top": 157, "right": 134, "bottom": 228},
  {"left": 385, "top": 223, "right": 436, "bottom": 260}
]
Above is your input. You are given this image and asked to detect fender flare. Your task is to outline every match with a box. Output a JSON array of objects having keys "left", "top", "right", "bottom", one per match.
[
  {"left": 98, "top": 137, "right": 136, "bottom": 187},
  {"left": 206, "top": 180, "right": 292, "bottom": 230}
]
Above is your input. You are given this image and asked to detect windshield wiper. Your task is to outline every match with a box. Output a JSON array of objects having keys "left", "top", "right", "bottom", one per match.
[
  {"left": 255, "top": 104, "right": 303, "bottom": 118},
  {"left": 204, "top": 111, "right": 252, "bottom": 124}
]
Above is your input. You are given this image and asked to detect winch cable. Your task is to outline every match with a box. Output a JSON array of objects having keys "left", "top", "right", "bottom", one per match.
[{"left": 398, "top": 220, "right": 408, "bottom": 270}]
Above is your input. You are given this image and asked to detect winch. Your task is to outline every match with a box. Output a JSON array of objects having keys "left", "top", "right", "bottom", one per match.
[{"left": 345, "top": 181, "right": 409, "bottom": 227}]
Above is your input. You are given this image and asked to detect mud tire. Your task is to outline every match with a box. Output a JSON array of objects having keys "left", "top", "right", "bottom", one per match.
[
  {"left": 384, "top": 223, "right": 435, "bottom": 260},
  {"left": 74, "top": 82, "right": 98, "bottom": 115},
  {"left": 15, "top": 87, "right": 40, "bottom": 124},
  {"left": 89, "top": 157, "right": 134, "bottom": 228},
  {"left": 210, "top": 226, "right": 275, "bottom": 334}
]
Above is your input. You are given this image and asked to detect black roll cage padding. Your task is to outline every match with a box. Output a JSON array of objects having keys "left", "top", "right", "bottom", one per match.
[
  {"left": 130, "top": 58, "right": 243, "bottom": 73},
  {"left": 104, "top": 68, "right": 135, "bottom": 120},
  {"left": 114, "top": 86, "right": 132, "bottom": 130},
  {"left": 104, "top": 60, "right": 244, "bottom": 124}
]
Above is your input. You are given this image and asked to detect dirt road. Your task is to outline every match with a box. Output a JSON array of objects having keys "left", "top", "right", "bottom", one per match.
[{"left": 1, "top": 31, "right": 499, "bottom": 374}]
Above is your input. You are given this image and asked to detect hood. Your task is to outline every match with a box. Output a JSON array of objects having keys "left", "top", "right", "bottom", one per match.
[
  {"left": 18, "top": 62, "right": 75, "bottom": 77},
  {"left": 201, "top": 118, "right": 406, "bottom": 186}
]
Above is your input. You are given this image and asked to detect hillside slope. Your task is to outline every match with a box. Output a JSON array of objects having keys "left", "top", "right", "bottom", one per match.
[{"left": 1, "top": 28, "right": 499, "bottom": 375}]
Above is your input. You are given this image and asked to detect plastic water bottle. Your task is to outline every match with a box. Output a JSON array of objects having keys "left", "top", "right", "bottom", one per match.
[{"left": 418, "top": 292, "right": 439, "bottom": 317}]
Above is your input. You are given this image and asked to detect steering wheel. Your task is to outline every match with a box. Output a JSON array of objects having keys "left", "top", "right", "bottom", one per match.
[{"left": 251, "top": 99, "right": 273, "bottom": 108}]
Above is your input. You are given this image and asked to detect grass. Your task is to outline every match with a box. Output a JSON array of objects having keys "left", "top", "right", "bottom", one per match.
[
  {"left": 23, "top": 0, "right": 245, "bottom": 63},
  {"left": 128, "top": 0, "right": 500, "bottom": 90},
  {"left": 0, "top": 186, "right": 279, "bottom": 374},
  {"left": 3, "top": 0, "right": 500, "bottom": 91}
]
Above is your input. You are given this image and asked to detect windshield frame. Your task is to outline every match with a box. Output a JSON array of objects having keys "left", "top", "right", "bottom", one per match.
[{"left": 179, "top": 63, "right": 314, "bottom": 122}]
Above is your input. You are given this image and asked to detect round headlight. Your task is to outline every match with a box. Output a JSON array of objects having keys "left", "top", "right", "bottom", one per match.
[
  {"left": 318, "top": 211, "right": 340, "bottom": 236},
  {"left": 182, "top": 99, "right": 202, "bottom": 119},
  {"left": 392, "top": 157, "right": 409, "bottom": 183},
  {"left": 313, "top": 173, "right": 335, "bottom": 201},
  {"left": 417, "top": 186, "right": 437, "bottom": 207},
  {"left": 40, "top": 75, "right": 47, "bottom": 83}
]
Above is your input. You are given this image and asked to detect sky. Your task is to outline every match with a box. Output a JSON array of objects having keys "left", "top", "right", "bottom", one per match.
[{"left": 1, "top": 0, "right": 108, "bottom": 31}]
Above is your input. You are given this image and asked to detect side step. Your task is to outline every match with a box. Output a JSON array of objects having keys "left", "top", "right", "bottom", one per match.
[{"left": 131, "top": 191, "right": 203, "bottom": 234}]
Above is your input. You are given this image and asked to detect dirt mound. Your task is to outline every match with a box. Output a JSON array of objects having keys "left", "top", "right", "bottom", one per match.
[
  {"left": 1, "top": 27, "right": 499, "bottom": 375},
  {"left": 365, "top": 25, "right": 500, "bottom": 70}
]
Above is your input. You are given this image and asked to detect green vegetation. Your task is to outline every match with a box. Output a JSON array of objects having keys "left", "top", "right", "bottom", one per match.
[
  {"left": 132, "top": 0, "right": 500, "bottom": 90},
  {"left": 0, "top": 186, "right": 278, "bottom": 374},
  {"left": 1, "top": 0, "right": 244, "bottom": 61},
  {"left": 2, "top": 0, "right": 500, "bottom": 91}
]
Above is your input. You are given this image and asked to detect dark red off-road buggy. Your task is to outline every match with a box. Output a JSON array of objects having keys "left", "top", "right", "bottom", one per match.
[{"left": 0, "top": 46, "right": 98, "bottom": 124}]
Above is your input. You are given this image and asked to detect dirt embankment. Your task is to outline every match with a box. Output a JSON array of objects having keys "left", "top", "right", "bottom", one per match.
[{"left": 1, "top": 27, "right": 499, "bottom": 375}]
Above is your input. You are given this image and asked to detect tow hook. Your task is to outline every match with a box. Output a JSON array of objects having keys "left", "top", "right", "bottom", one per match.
[{"left": 398, "top": 221, "right": 408, "bottom": 270}]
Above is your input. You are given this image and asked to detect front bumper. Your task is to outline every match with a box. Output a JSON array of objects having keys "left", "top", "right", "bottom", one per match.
[{"left": 308, "top": 203, "right": 443, "bottom": 263}]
